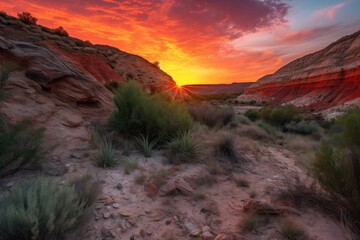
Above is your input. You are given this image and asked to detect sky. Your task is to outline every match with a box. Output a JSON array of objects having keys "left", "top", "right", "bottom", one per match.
[{"left": 1, "top": 0, "right": 359, "bottom": 85}]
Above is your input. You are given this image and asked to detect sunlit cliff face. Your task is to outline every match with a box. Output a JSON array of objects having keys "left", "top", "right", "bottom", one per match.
[{"left": 2, "top": 0, "right": 360, "bottom": 85}]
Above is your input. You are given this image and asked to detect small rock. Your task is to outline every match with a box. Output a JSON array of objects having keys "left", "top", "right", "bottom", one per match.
[
  {"left": 125, "top": 221, "right": 131, "bottom": 228},
  {"left": 139, "top": 229, "right": 146, "bottom": 237},
  {"left": 116, "top": 183, "right": 123, "bottom": 190},
  {"left": 189, "top": 228, "right": 201, "bottom": 237},
  {"left": 112, "top": 203, "right": 120, "bottom": 209},
  {"left": 144, "top": 181, "right": 158, "bottom": 199},
  {"left": 202, "top": 225, "right": 211, "bottom": 233},
  {"left": 214, "top": 234, "right": 226, "bottom": 240},
  {"left": 202, "top": 231, "right": 214, "bottom": 239},
  {"left": 5, "top": 181, "right": 13, "bottom": 188},
  {"left": 103, "top": 212, "right": 111, "bottom": 219},
  {"left": 101, "top": 225, "right": 115, "bottom": 238},
  {"left": 165, "top": 219, "right": 171, "bottom": 225}
]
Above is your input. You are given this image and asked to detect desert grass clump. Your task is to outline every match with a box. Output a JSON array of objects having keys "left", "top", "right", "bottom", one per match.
[
  {"left": 244, "top": 109, "right": 259, "bottom": 122},
  {"left": 240, "top": 214, "right": 269, "bottom": 233},
  {"left": 188, "top": 103, "right": 235, "bottom": 128},
  {"left": 213, "top": 133, "right": 238, "bottom": 163},
  {"left": 312, "top": 108, "right": 360, "bottom": 234},
  {"left": 284, "top": 121, "right": 320, "bottom": 135},
  {"left": 0, "top": 120, "right": 46, "bottom": 178},
  {"left": 0, "top": 176, "right": 96, "bottom": 240},
  {"left": 134, "top": 173, "right": 147, "bottom": 185},
  {"left": 135, "top": 134, "right": 157, "bottom": 158},
  {"left": 256, "top": 120, "right": 277, "bottom": 135},
  {"left": 280, "top": 220, "right": 306, "bottom": 240},
  {"left": 17, "top": 12, "right": 38, "bottom": 24},
  {"left": 110, "top": 81, "right": 192, "bottom": 143},
  {"left": 96, "top": 138, "right": 117, "bottom": 168},
  {"left": 167, "top": 132, "right": 198, "bottom": 164},
  {"left": 122, "top": 158, "right": 138, "bottom": 174},
  {"left": 150, "top": 169, "right": 168, "bottom": 188}
]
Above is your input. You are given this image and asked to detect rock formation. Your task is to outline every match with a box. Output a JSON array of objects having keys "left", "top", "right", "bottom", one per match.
[
  {"left": 0, "top": 12, "right": 175, "bottom": 156},
  {"left": 239, "top": 29, "right": 360, "bottom": 111}
]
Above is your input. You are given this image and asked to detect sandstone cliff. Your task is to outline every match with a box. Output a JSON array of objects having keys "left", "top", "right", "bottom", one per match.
[
  {"left": 239, "top": 29, "right": 360, "bottom": 111},
  {"left": 0, "top": 12, "right": 175, "bottom": 157}
]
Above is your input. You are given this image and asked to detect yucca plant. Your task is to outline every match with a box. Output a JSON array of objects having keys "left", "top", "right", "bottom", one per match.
[
  {"left": 97, "top": 138, "right": 116, "bottom": 168},
  {"left": 135, "top": 134, "right": 157, "bottom": 158},
  {"left": 167, "top": 132, "right": 198, "bottom": 164}
]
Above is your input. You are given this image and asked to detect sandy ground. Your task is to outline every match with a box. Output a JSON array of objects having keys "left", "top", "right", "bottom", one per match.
[{"left": 0, "top": 124, "right": 348, "bottom": 240}]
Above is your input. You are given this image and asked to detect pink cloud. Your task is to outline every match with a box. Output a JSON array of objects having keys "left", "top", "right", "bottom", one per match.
[{"left": 314, "top": 2, "right": 347, "bottom": 21}]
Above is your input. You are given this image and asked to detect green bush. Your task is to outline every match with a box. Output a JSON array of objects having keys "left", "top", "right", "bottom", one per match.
[
  {"left": 0, "top": 176, "right": 96, "bottom": 239},
  {"left": 269, "top": 105, "right": 301, "bottom": 127},
  {"left": 285, "top": 121, "right": 320, "bottom": 135},
  {"left": 167, "top": 132, "right": 198, "bottom": 164},
  {"left": 96, "top": 138, "right": 117, "bottom": 168},
  {"left": 313, "top": 108, "right": 360, "bottom": 234},
  {"left": 258, "top": 107, "right": 272, "bottom": 122},
  {"left": 135, "top": 134, "right": 157, "bottom": 158},
  {"left": 256, "top": 120, "right": 277, "bottom": 135},
  {"left": 110, "top": 81, "right": 192, "bottom": 142},
  {"left": 244, "top": 109, "right": 259, "bottom": 122},
  {"left": 0, "top": 120, "right": 45, "bottom": 178}
]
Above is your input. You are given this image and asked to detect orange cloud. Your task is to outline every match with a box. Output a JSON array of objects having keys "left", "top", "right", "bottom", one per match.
[{"left": 1, "top": 0, "right": 291, "bottom": 85}]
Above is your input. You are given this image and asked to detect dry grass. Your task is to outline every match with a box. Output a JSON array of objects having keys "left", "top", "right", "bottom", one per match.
[
  {"left": 280, "top": 219, "right": 306, "bottom": 240},
  {"left": 213, "top": 132, "right": 239, "bottom": 163},
  {"left": 134, "top": 173, "right": 147, "bottom": 185},
  {"left": 238, "top": 124, "right": 270, "bottom": 141},
  {"left": 122, "top": 158, "right": 138, "bottom": 174},
  {"left": 286, "top": 135, "right": 318, "bottom": 153},
  {"left": 240, "top": 213, "right": 269, "bottom": 233},
  {"left": 150, "top": 169, "right": 168, "bottom": 188}
]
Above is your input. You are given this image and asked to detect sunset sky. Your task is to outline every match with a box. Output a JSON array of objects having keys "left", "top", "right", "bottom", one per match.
[{"left": 1, "top": 0, "right": 359, "bottom": 85}]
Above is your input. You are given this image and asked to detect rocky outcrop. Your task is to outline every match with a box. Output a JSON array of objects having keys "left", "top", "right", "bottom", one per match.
[
  {"left": 239, "top": 29, "right": 360, "bottom": 111},
  {"left": 0, "top": 12, "right": 175, "bottom": 156},
  {"left": 0, "top": 13, "right": 176, "bottom": 92}
]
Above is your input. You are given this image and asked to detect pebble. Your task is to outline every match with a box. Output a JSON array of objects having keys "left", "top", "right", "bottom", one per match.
[
  {"left": 202, "top": 225, "right": 210, "bottom": 233},
  {"left": 101, "top": 225, "right": 115, "bottom": 238},
  {"left": 189, "top": 228, "right": 201, "bottom": 237},
  {"left": 103, "top": 212, "right": 111, "bottom": 219},
  {"left": 202, "top": 231, "right": 214, "bottom": 238},
  {"left": 112, "top": 203, "right": 120, "bottom": 209}
]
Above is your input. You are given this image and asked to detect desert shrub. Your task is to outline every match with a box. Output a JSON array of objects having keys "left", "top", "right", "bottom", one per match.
[
  {"left": 280, "top": 220, "right": 306, "bottom": 240},
  {"left": 17, "top": 12, "right": 38, "bottom": 24},
  {"left": 285, "top": 121, "right": 319, "bottom": 135},
  {"left": 135, "top": 134, "right": 157, "bottom": 158},
  {"left": 214, "top": 132, "right": 238, "bottom": 163},
  {"left": 167, "top": 132, "right": 198, "bottom": 164},
  {"left": 104, "top": 80, "right": 121, "bottom": 93},
  {"left": 244, "top": 109, "right": 259, "bottom": 121},
  {"left": 313, "top": 108, "right": 360, "bottom": 234},
  {"left": 96, "top": 138, "right": 116, "bottom": 168},
  {"left": 188, "top": 104, "right": 235, "bottom": 128},
  {"left": 110, "top": 81, "right": 192, "bottom": 142},
  {"left": 0, "top": 176, "right": 95, "bottom": 239},
  {"left": 237, "top": 114, "right": 251, "bottom": 125},
  {"left": 269, "top": 105, "right": 301, "bottom": 127},
  {"left": 258, "top": 107, "right": 272, "bottom": 122},
  {"left": 238, "top": 125, "right": 270, "bottom": 140},
  {"left": 256, "top": 120, "right": 277, "bottom": 135},
  {"left": 0, "top": 120, "right": 45, "bottom": 178},
  {"left": 320, "top": 118, "right": 336, "bottom": 129},
  {"left": 53, "top": 26, "right": 69, "bottom": 37},
  {"left": 240, "top": 213, "right": 269, "bottom": 233}
]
